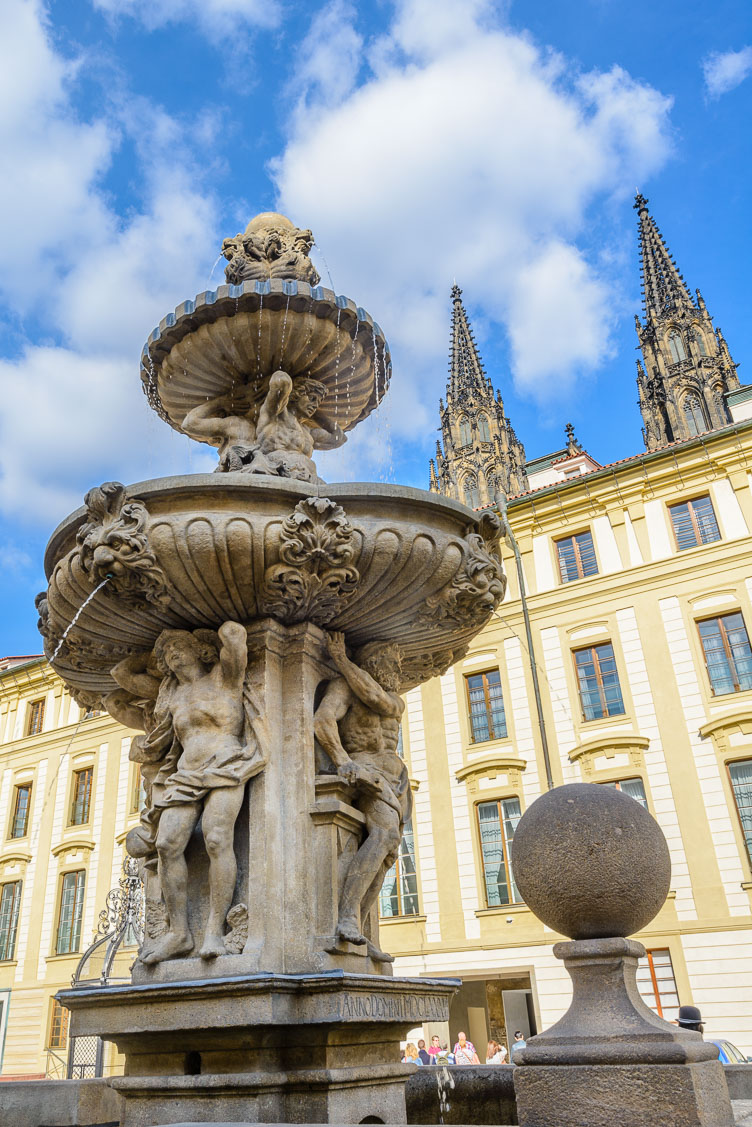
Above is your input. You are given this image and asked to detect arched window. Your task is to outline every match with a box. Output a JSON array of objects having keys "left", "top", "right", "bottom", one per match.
[
  {"left": 478, "top": 414, "right": 491, "bottom": 442},
  {"left": 458, "top": 417, "right": 472, "bottom": 446},
  {"left": 668, "top": 331, "right": 686, "bottom": 363},
  {"left": 683, "top": 392, "right": 707, "bottom": 436},
  {"left": 463, "top": 476, "right": 480, "bottom": 508},
  {"left": 695, "top": 331, "right": 707, "bottom": 356}
]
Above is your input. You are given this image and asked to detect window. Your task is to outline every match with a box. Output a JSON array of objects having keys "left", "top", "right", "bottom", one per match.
[
  {"left": 48, "top": 998, "right": 70, "bottom": 1051},
  {"left": 682, "top": 392, "right": 707, "bottom": 436},
  {"left": 728, "top": 760, "right": 752, "bottom": 868},
  {"left": 56, "top": 870, "right": 86, "bottom": 955},
  {"left": 379, "top": 819, "right": 419, "bottom": 917},
  {"left": 573, "top": 643, "right": 625, "bottom": 721},
  {"left": 69, "top": 768, "right": 93, "bottom": 826},
  {"left": 8, "top": 783, "right": 32, "bottom": 839},
  {"left": 603, "top": 777, "right": 648, "bottom": 808},
  {"left": 698, "top": 614, "right": 752, "bottom": 696},
  {"left": 463, "top": 476, "right": 480, "bottom": 508},
  {"left": 695, "top": 331, "right": 707, "bottom": 356},
  {"left": 478, "top": 414, "right": 491, "bottom": 442},
  {"left": 0, "top": 881, "right": 22, "bottom": 961},
  {"left": 458, "top": 417, "right": 472, "bottom": 446},
  {"left": 465, "top": 670, "right": 507, "bottom": 743},
  {"left": 668, "top": 331, "right": 686, "bottom": 363},
  {"left": 555, "top": 530, "right": 598, "bottom": 583},
  {"left": 26, "top": 698, "right": 45, "bottom": 736},
  {"left": 131, "top": 767, "right": 146, "bottom": 814},
  {"left": 668, "top": 495, "right": 720, "bottom": 551},
  {"left": 396, "top": 726, "right": 404, "bottom": 760},
  {"left": 477, "top": 798, "right": 522, "bottom": 907},
  {"left": 636, "top": 949, "right": 680, "bottom": 1022}
]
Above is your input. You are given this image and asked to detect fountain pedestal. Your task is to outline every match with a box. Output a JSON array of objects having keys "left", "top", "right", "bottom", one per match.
[
  {"left": 132, "top": 618, "right": 388, "bottom": 985},
  {"left": 60, "top": 972, "right": 456, "bottom": 1126}
]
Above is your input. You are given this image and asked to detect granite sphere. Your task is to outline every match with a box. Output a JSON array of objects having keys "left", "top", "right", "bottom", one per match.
[{"left": 510, "top": 782, "right": 671, "bottom": 940}]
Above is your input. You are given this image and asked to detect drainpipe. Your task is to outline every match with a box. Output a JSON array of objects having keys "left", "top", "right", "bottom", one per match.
[{"left": 495, "top": 493, "right": 555, "bottom": 791}]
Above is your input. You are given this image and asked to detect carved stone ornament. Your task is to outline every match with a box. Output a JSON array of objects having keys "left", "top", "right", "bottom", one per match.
[
  {"left": 400, "top": 646, "right": 467, "bottom": 692},
  {"left": 222, "top": 212, "right": 321, "bottom": 287},
  {"left": 419, "top": 511, "right": 506, "bottom": 628},
  {"left": 224, "top": 903, "right": 249, "bottom": 955},
  {"left": 145, "top": 898, "right": 169, "bottom": 941},
  {"left": 261, "top": 497, "right": 359, "bottom": 625},
  {"left": 75, "top": 482, "right": 171, "bottom": 608}
]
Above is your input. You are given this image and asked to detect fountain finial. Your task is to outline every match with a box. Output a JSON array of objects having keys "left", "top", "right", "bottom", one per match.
[{"left": 222, "top": 210, "right": 320, "bottom": 286}]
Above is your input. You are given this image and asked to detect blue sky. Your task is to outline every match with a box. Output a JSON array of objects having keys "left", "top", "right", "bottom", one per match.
[{"left": 1, "top": 0, "right": 751, "bottom": 655}]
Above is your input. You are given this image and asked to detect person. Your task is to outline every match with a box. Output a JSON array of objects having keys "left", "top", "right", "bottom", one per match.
[
  {"left": 250, "top": 370, "right": 345, "bottom": 480},
  {"left": 453, "top": 1031, "right": 480, "bottom": 1065},
  {"left": 111, "top": 622, "right": 267, "bottom": 963},
  {"left": 402, "top": 1043, "right": 422, "bottom": 1065},
  {"left": 417, "top": 1039, "right": 431, "bottom": 1065},
  {"left": 427, "top": 1034, "right": 442, "bottom": 1062},
  {"left": 313, "top": 632, "right": 410, "bottom": 959},
  {"left": 485, "top": 1039, "right": 507, "bottom": 1064},
  {"left": 511, "top": 1030, "right": 527, "bottom": 1059},
  {"left": 677, "top": 1005, "right": 704, "bottom": 1033}
]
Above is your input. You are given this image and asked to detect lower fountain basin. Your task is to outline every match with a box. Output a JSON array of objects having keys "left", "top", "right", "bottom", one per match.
[{"left": 41, "top": 475, "right": 505, "bottom": 703}]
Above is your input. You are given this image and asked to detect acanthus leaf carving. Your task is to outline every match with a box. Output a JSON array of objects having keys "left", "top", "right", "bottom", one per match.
[
  {"left": 261, "top": 497, "right": 359, "bottom": 625},
  {"left": 75, "top": 482, "right": 171, "bottom": 608}
]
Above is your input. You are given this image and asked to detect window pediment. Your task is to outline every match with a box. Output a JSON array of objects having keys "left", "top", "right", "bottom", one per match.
[
  {"left": 699, "top": 712, "right": 752, "bottom": 753},
  {"left": 568, "top": 733, "right": 649, "bottom": 778},
  {"left": 456, "top": 753, "right": 526, "bottom": 794}
]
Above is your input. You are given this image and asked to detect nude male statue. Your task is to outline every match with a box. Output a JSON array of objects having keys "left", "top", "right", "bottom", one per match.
[
  {"left": 182, "top": 391, "right": 258, "bottom": 471},
  {"left": 109, "top": 622, "right": 266, "bottom": 963},
  {"left": 250, "top": 370, "right": 345, "bottom": 481},
  {"left": 313, "top": 631, "right": 411, "bottom": 959}
]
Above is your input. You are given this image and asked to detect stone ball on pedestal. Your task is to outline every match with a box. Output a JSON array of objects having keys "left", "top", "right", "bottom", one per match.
[{"left": 511, "top": 782, "right": 671, "bottom": 940}]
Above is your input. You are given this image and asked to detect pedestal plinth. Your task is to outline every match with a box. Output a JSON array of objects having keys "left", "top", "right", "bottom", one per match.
[
  {"left": 59, "top": 972, "right": 457, "bottom": 1126},
  {"left": 513, "top": 938, "right": 734, "bottom": 1127}
]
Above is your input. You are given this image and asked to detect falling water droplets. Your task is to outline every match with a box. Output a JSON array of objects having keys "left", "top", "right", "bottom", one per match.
[
  {"left": 208, "top": 253, "right": 223, "bottom": 285},
  {"left": 50, "top": 578, "right": 111, "bottom": 665}
]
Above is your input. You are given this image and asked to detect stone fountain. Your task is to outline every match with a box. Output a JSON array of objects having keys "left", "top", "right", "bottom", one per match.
[{"left": 37, "top": 212, "right": 506, "bottom": 1126}]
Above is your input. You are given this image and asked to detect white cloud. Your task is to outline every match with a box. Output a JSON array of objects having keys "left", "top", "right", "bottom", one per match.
[
  {"left": 91, "top": 0, "right": 280, "bottom": 40},
  {"left": 272, "top": 0, "right": 673, "bottom": 482},
  {"left": 703, "top": 46, "right": 752, "bottom": 99},
  {"left": 0, "top": 1, "right": 221, "bottom": 525}
]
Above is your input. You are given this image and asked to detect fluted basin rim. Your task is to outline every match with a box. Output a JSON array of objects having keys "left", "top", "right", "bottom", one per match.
[{"left": 44, "top": 473, "right": 478, "bottom": 577}]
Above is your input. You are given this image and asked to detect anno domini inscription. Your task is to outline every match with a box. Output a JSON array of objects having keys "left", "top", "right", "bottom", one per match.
[{"left": 338, "top": 991, "right": 448, "bottom": 1022}]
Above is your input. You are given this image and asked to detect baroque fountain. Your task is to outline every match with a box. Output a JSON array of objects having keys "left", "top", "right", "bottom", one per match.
[{"left": 35, "top": 212, "right": 507, "bottom": 1125}]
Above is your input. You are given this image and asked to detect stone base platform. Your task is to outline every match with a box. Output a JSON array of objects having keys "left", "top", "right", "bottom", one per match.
[
  {"left": 514, "top": 1061, "right": 734, "bottom": 1127},
  {"left": 57, "top": 970, "right": 457, "bottom": 1126}
]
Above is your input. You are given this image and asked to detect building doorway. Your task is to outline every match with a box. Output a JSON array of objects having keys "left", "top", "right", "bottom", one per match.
[{"left": 447, "top": 974, "right": 538, "bottom": 1056}]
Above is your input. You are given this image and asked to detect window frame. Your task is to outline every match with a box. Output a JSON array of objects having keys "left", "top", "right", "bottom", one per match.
[
  {"left": 55, "top": 869, "right": 86, "bottom": 956},
  {"left": 476, "top": 796, "right": 523, "bottom": 909},
  {"left": 697, "top": 612, "right": 752, "bottom": 697},
  {"left": 48, "top": 997, "right": 70, "bottom": 1052},
  {"left": 0, "top": 880, "right": 22, "bottom": 962},
  {"left": 602, "top": 777, "right": 648, "bottom": 808},
  {"left": 26, "top": 698, "right": 45, "bottom": 737},
  {"left": 682, "top": 392, "right": 707, "bottom": 436},
  {"left": 668, "top": 331, "right": 687, "bottom": 363},
  {"left": 8, "top": 782, "right": 32, "bottom": 840},
  {"left": 378, "top": 817, "right": 420, "bottom": 919},
  {"left": 458, "top": 417, "right": 472, "bottom": 447},
  {"left": 69, "top": 767, "right": 93, "bottom": 827},
  {"left": 727, "top": 757, "right": 752, "bottom": 872},
  {"left": 464, "top": 668, "right": 508, "bottom": 744},
  {"left": 636, "top": 948, "right": 680, "bottom": 1022},
  {"left": 554, "top": 528, "right": 599, "bottom": 584},
  {"left": 572, "top": 642, "right": 626, "bottom": 722},
  {"left": 477, "top": 414, "right": 491, "bottom": 442},
  {"left": 668, "top": 494, "right": 721, "bottom": 552}
]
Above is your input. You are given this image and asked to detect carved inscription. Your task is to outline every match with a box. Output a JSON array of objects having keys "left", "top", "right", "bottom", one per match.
[{"left": 338, "top": 991, "right": 448, "bottom": 1023}]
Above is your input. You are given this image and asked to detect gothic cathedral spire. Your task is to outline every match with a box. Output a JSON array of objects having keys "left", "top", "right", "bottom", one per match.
[
  {"left": 429, "top": 286, "right": 527, "bottom": 506},
  {"left": 634, "top": 193, "right": 740, "bottom": 450}
]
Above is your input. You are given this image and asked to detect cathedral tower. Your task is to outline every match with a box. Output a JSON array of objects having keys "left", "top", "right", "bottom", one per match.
[
  {"left": 429, "top": 285, "right": 527, "bottom": 506},
  {"left": 634, "top": 193, "right": 740, "bottom": 450}
]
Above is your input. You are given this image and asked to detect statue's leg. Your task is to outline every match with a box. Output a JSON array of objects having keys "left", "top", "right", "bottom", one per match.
[
  {"left": 142, "top": 802, "right": 201, "bottom": 964},
  {"left": 199, "top": 784, "right": 247, "bottom": 958},
  {"left": 337, "top": 798, "right": 401, "bottom": 944}
]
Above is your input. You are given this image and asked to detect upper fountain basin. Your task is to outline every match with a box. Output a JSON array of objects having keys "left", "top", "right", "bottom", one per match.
[
  {"left": 141, "top": 279, "right": 391, "bottom": 438},
  {"left": 40, "top": 476, "right": 506, "bottom": 706}
]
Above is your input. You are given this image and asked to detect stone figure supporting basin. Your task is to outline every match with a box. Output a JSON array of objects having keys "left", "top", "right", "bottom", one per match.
[{"left": 38, "top": 211, "right": 506, "bottom": 1125}]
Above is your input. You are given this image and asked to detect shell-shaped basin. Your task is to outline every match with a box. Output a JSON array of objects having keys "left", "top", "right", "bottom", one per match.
[
  {"left": 141, "top": 280, "right": 391, "bottom": 438},
  {"left": 41, "top": 476, "right": 506, "bottom": 705}
]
